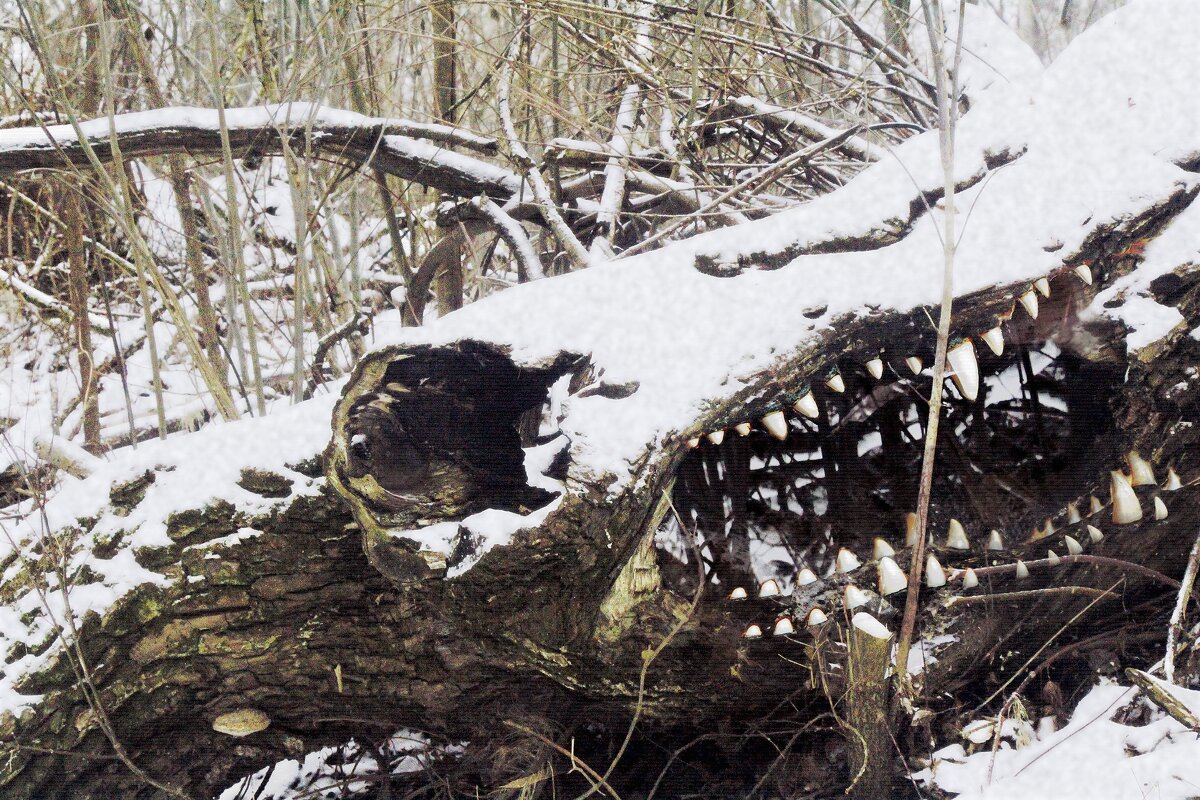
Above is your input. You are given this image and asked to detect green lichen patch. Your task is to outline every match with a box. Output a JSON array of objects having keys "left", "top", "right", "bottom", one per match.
[
  {"left": 165, "top": 501, "right": 239, "bottom": 547},
  {"left": 108, "top": 470, "right": 156, "bottom": 512}
]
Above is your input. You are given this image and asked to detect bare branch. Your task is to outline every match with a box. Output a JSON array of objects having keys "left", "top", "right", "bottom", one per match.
[{"left": 497, "top": 40, "right": 595, "bottom": 271}]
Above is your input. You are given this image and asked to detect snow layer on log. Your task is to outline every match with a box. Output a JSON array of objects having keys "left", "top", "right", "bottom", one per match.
[
  {"left": 906, "top": 4, "right": 1044, "bottom": 100},
  {"left": 0, "top": 390, "right": 339, "bottom": 716},
  {"left": 0, "top": 102, "right": 521, "bottom": 198},
  {"left": 1034, "top": 0, "right": 1200, "bottom": 168},
  {"left": 917, "top": 680, "right": 1200, "bottom": 800},
  {"left": 1084, "top": 191, "right": 1200, "bottom": 356},
  {"left": 0, "top": 102, "right": 494, "bottom": 154},
  {"left": 368, "top": 0, "right": 1200, "bottom": 492}
]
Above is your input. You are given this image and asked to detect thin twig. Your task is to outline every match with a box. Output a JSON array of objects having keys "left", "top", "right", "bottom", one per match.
[
  {"left": 1165, "top": 530, "right": 1200, "bottom": 683},
  {"left": 965, "top": 555, "right": 1180, "bottom": 590},
  {"left": 895, "top": 0, "right": 965, "bottom": 696},
  {"left": 498, "top": 35, "right": 594, "bottom": 271},
  {"left": 976, "top": 579, "right": 1124, "bottom": 712},
  {"left": 945, "top": 586, "right": 1119, "bottom": 607}
]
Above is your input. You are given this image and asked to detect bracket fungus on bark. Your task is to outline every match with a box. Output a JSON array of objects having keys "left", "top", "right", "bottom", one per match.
[{"left": 212, "top": 709, "right": 271, "bottom": 738}]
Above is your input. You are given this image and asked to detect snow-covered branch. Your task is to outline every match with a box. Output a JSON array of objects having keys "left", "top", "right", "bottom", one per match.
[
  {"left": 0, "top": 104, "right": 519, "bottom": 200},
  {"left": 727, "top": 95, "right": 884, "bottom": 164}
]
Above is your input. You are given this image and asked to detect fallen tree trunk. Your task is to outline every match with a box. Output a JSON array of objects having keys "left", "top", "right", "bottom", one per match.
[
  {"left": 3, "top": 11, "right": 1200, "bottom": 798},
  {"left": 3, "top": 214, "right": 1196, "bottom": 798}
]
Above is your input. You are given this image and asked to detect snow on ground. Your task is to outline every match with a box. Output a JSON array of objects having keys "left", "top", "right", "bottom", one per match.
[
  {"left": 218, "top": 728, "right": 464, "bottom": 800},
  {"left": 906, "top": 633, "right": 958, "bottom": 676},
  {"left": 918, "top": 678, "right": 1200, "bottom": 800}
]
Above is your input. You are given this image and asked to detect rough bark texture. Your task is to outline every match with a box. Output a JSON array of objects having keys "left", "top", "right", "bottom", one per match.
[{"left": 845, "top": 618, "right": 894, "bottom": 800}]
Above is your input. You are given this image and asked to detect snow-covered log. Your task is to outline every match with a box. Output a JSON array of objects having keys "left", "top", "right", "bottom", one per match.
[
  {"left": 0, "top": 103, "right": 519, "bottom": 200},
  {"left": 3, "top": 4, "right": 1200, "bottom": 798}
]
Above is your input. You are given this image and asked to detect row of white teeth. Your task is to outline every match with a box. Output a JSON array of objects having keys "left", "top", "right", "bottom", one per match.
[
  {"left": 735, "top": 452, "right": 1184, "bottom": 640},
  {"left": 686, "top": 267, "right": 1095, "bottom": 448}
]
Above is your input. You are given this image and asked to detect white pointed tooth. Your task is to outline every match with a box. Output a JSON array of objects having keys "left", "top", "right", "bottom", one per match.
[
  {"left": 1065, "top": 535, "right": 1083, "bottom": 555},
  {"left": 825, "top": 372, "right": 845, "bottom": 393},
  {"left": 925, "top": 554, "right": 947, "bottom": 588},
  {"left": 734, "top": 422, "right": 752, "bottom": 436},
  {"left": 1018, "top": 290, "right": 1039, "bottom": 319},
  {"left": 1089, "top": 495, "right": 1103, "bottom": 515},
  {"left": 1047, "top": 550, "right": 1060, "bottom": 566},
  {"left": 772, "top": 616, "right": 796, "bottom": 636},
  {"left": 1164, "top": 468, "right": 1182, "bottom": 491},
  {"left": 1015, "top": 560, "right": 1030, "bottom": 579},
  {"left": 743, "top": 623, "right": 763, "bottom": 639},
  {"left": 1034, "top": 277, "right": 1051, "bottom": 298},
  {"left": 947, "top": 339, "right": 980, "bottom": 402},
  {"left": 761, "top": 410, "right": 788, "bottom": 441},
  {"left": 1030, "top": 519, "right": 1053, "bottom": 541},
  {"left": 946, "top": 519, "right": 970, "bottom": 550},
  {"left": 796, "top": 567, "right": 819, "bottom": 586},
  {"left": 686, "top": 437, "right": 700, "bottom": 448},
  {"left": 981, "top": 326, "right": 1005, "bottom": 356},
  {"left": 836, "top": 548, "right": 862, "bottom": 574},
  {"left": 806, "top": 607, "right": 828, "bottom": 626},
  {"left": 1087, "top": 525, "right": 1104, "bottom": 543},
  {"left": 961, "top": 568, "right": 979, "bottom": 589},
  {"left": 905, "top": 356, "right": 924, "bottom": 375},
  {"left": 987, "top": 530, "right": 1005, "bottom": 551},
  {"left": 758, "top": 578, "right": 782, "bottom": 599},
  {"left": 793, "top": 391, "right": 819, "bottom": 419},
  {"left": 1067, "top": 503, "right": 1081, "bottom": 524},
  {"left": 1074, "top": 265, "right": 1093, "bottom": 285},
  {"left": 1110, "top": 470, "right": 1143, "bottom": 524},
  {"left": 706, "top": 430, "right": 725, "bottom": 445},
  {"left": 877, "top": 557, "right": 908, "bottom": 596},
  {"left": 906, "top": 512, "right": 920, "bottom": 547},
  {"left": 1126, "top": 451, "right": 1156, "bottom": 487},
  {"left": 865, "top": 357, "right": 884, "bottom": 380},
  {"left": 873, "top": 537, "right": 896, "bottom": 560},
  {"left": 1154, "top": 496, "right": 1168, "bottom": 520},
  {"left": 844, "top": 584, "right": 871, "bottom": 609},
  {"left": 728, "top": 587, "right": 748, "bottom": 601}
]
